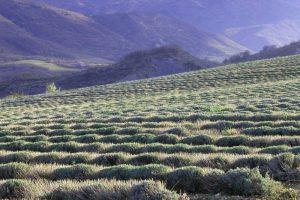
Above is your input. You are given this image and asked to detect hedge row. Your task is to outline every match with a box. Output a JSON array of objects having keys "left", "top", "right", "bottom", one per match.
[
  {"left": 0, "top": 141, "right": 299, "bottom": 155},
  {"left": 0, "top": 153, "right": 299, "bottom": 183},
  {"left": 0, "top": 179, "right": 180, "bottom": 200},
  {"left": 0, "top": 133, "right": 299, "bottom": 148},
  {"left": 242, "top": 126, "right": 300, "bottom": 136},
  {"left": 201, "top": 121, "right": 300, "bottom": 130},
  {"left": 0, "top": 151, "right": 275, "bottom": 170},
  {"left": 0, "top": 164, "right": 294, "bottom": 198},
  {"left": 101, "top": 113, "right": 300, "bottom": 123}
]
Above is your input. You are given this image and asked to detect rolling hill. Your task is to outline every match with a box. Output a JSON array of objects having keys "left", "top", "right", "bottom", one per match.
[
  {"left": 58, "top": 45, "right": 218, "bottom": 90},
  {"left": 0, "top": 54, "right": 299, "bottom": 199},
  {"left": 0, "top": 46, "right": 217, "bottom": 97}
]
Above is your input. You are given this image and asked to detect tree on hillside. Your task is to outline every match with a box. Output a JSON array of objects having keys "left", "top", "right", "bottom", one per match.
[
  {"left": 46, "top": 82, "right": 58, "bottom": 93},
  {"left": 223, "top": 51, "right": 251, "bottom": 64}
]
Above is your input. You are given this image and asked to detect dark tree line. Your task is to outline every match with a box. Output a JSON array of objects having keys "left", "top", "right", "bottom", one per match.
[{"left": 224, "top": 41, "right": 300, "bottom": 64}]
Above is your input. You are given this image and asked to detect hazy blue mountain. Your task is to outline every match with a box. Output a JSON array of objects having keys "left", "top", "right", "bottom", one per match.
[
  {"left": 225, "top": 20, "right": 300, "bottom": 51},
  {"left": 38, "top": 0, "right": 300, "bottom": 51},
  {"left": 0, "top": 0, "right": 248, "bottom": 61},
  {"left": 0, "top": 0, "right": 136, "bottom": 60},
  {"left": 0, "top": 13, "right": 72, "bottom": 58},
  {"left": 38, "top": 0, "right": 300, "bottom": 28},
  {"left": 94, "top": 13, "right": 246, "bottom": 60}
]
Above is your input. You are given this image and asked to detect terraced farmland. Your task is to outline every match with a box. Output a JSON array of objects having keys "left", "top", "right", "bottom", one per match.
[{"left": 0, "top": 55, "right": 300, "bottom": 199}]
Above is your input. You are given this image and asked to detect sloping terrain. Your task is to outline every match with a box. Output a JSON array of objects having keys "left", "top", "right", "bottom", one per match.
[
  {"left": 58, "top": 46, "right": 217, "bottom": 90},
  {"left": 0, "top": 13, "right": 71, "bottom": 58},
  {"left": 0, "top": 0, "right": 248, "bottom": 61},
  {"left": 0, "top": 0, "right": 136, "bottom": 60},
  {"left": 0, "top": 59, "right": 80, "bottom": 97},
  {"left": 0, "top": 46, "right": 217, "bottom": 97},
  {"left": 37, "top": 0, "right": 300, "bottom": 28},
  {"left": 39, "top": 0, "right": 300, "bottom": 51},
  {"left": 0, "top": 55, "right": 299, "bottom": 198},
  {"left": 94, "top": 13, "right": 246, "bottom": 60},
  {"left": 0, "top": 60, "right": 78, "bottom": 83}
]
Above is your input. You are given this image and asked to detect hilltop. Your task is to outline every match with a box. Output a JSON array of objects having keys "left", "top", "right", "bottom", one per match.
[{"left": 58, "top": 45, "right": 217, "bottom": 90}]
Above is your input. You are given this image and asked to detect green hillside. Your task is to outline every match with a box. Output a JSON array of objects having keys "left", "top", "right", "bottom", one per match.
[{"left": 0, "top": 55, "right": 300, "bottom": 198}]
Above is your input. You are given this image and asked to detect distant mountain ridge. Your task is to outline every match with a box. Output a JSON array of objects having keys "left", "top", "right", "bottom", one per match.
[
  {"left": 38, "top": 0, "right": 300, "bottom": 30},
  {"left": 94, "top": 12, "right": 246, "bottom": 60},
  {"left": 0, "top": 0, "right": 136, "bottom": 60},
  {"left": 38, "top": 0, "right": 300, "bottom": 51},
  {"left": 225, "top": 20, "right": 300, "bottom": 51},
  {"left": 0, "top": 0, "right": 247, "bottom": 61}
]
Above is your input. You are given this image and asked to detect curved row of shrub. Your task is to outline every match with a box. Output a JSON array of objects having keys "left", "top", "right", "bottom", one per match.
[
  {"left": 2, "top": 116, "right": 300, "bottom": 137},
  {"left": 4, "top": 116, "right": 300, "bottom": 133},
  {"left": 0, "top": 153, "right": 299, "bottom": 182},
  {"left": 10, "top": 119, "right": 300, "bottom": 133},
  {"left": 5, "top": 114, "right": 300, "bottom": 133},
  {"left": 0, "top": 179, "right": 180, "bottom": 200},
  {"left": 1, "top": 151, "right": 299, "bottom": 177},
  {"left": 0, "top": 133, "right": 299, "bottom": 148},
  {"left": 0, "top": 151, "right": 274, "bottom": 169},
  {"left": 0, "top": 141, "right": 299, "bottom": 154},
  {"left": 242, "top": 126, "right": 300, "bottom": 136},
  {"left": 7, "top": 121, "right": 172, "bottom": 131},
  {"left": 99, "top": 113, "right": 300, "bottom": 123},
  {"left": 201, "top": 120, "right": 300, "bottom": 130},
  {"left": 0, "top": 127, "right": 141, "bottom": 137},
  {"left": 0, "top": 163, "right": 296, "bottom": 198}
]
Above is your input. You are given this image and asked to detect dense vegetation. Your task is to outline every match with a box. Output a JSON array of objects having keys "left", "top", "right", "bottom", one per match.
[
  {"left": 0, "top": 55, "right": 300, "bottom": 199},
  {"left": 58, "top": 45, "right": 217, "bottom": 90},
  {"left": 224, "top": 41, "right": 300, "bottom": 64}
]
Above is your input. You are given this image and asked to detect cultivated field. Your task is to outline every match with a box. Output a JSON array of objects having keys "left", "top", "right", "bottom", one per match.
[{"left": 0, "top": 55, "right": 300, "bottom": 199}]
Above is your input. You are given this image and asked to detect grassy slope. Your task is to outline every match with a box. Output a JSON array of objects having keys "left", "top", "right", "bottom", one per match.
[
  {"left": 1, "top": 60, "right": 78, "bottom": 72},
  {"left": 0, "top": 55, "right": 299, "bottom": 198},
  {"left": 0, "top": 59, "right": 80, "bottom": 96}
]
